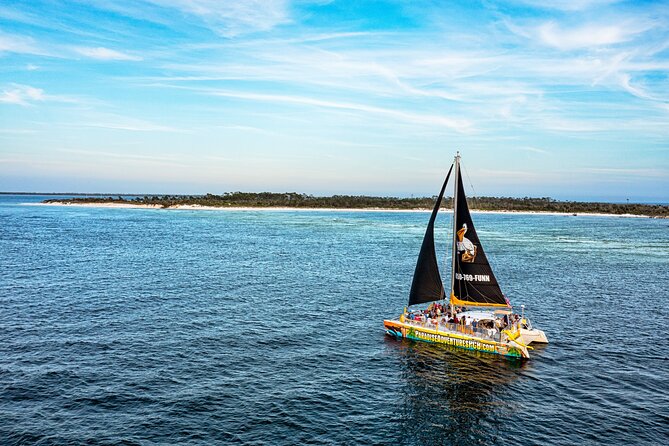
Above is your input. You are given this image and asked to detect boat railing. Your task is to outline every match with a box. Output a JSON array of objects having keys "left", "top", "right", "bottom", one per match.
[{"left": 403, "top": 318, "right": 500, "bottom": 342}]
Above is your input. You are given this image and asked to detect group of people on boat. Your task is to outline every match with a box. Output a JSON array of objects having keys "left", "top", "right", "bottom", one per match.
[{"left": 404, "top": 303, "right": 523, "bottom": 339}]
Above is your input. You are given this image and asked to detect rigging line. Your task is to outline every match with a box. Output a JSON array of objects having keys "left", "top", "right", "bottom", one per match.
[
  {"left": 462, "top": 164, "right": 477, "bottom": 199},
  {"left": 457, "top": 273, "right": 485, "bottom": 300},
  {"left": 465, "top": 281, "right": 500, "bottom": 304}
]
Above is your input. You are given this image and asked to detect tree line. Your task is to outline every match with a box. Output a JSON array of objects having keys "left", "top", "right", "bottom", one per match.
[{"left": 44, "top": 192, "right": 669, "bottom": 217}]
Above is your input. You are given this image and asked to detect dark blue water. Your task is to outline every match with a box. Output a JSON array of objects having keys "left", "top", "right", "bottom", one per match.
[{"left": 1, "top": 195, "right": 668, "bottom": 445}]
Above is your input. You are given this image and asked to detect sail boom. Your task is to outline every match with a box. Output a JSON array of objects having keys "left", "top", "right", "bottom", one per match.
[{"left": 450, "top": 293, "right": 510, "bottom": 308}]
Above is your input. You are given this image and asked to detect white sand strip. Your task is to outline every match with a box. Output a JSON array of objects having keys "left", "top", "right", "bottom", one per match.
[{"left": 31, "top": 201, "right": 653, "bottom": 218}]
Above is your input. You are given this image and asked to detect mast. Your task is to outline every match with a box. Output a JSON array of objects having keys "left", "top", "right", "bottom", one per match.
[{"left": 449, "top": 152, "right": 460, "bottom": 316}]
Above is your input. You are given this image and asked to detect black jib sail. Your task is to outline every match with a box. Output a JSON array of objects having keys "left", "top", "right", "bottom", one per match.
[
  {"left": 450, "top": 166, "right": 509, "bottom": 307},
  {"left": 408, "top": 165, "right": 453, "bottom": 306}
]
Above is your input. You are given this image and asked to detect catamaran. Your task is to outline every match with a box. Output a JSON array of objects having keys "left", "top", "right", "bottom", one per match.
[{"left": 384, "top": 153, "right": 548, "bottom": 359}]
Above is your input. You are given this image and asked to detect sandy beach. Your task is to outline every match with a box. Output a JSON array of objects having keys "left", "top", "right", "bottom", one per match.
[
  {"left": 34, "top": 201, "right": 652, "bottom": 218},
  {"left": 38, "top": 202, "right": 164, "bottom": 209}
]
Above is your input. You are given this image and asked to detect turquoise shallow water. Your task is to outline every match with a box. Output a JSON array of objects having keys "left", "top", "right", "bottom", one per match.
[{"left": 1, "top": 195, "right": 668, "bottom": 445}]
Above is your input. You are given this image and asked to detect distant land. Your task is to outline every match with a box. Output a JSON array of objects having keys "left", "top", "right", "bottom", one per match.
[
  {"left": 2, "top": 192, "right": 136, "bottom": 196},
  {"left": 40, "top": 192, "right": 669, "bottom": 217}
]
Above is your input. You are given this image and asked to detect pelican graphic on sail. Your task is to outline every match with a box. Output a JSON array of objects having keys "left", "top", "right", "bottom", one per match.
[{"left": 456, "top": 223, "right": 477, "bottom": 263}]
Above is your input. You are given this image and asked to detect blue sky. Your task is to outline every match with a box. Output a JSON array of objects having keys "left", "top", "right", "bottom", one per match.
[{"left": 1, "top": 0, "right": 668, "bottom": 201}]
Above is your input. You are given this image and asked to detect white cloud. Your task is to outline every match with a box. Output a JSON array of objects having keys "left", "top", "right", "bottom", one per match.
[
  {"left": 538, "top": 22, "right": 631, "bottom": 50},
  {"left": 0, "top": 34, "right": 33, "bottom": 53},
  {"left": 75, "top": 46, "right": 142, "bottom": 61},
  {"left": 0, "top": 84, "right": 45, "bottom": 106},
  {"left": 0, "top": 33, "right": 51, "bottom": 56}
]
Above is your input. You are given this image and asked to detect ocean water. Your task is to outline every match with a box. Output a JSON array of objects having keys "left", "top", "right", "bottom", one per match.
[{"left": 1, "top": 195, "right": 668, "bottom": 446}]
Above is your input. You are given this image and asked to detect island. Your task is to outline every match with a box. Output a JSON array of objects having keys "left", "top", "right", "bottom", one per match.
[{"left": 41, "top": 192, "right": 669, "bottom": 217}]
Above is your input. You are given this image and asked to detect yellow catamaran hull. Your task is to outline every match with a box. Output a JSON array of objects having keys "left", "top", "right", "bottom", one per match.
[{"left": 383, "top": 319, "right": 531, "bottom": 359}]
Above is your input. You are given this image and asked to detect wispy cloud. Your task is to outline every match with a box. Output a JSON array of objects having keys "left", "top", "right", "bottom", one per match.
[
  {"left": 545, "top": 22, "right": 649, "bottom": 50},
  {"left": 0, "top": 129, "right": 36, "bottom": 134},
  {"left": 0, "top": 83, "right": 88, "bottom": 106},
  {"left": 216, "top": 124, "right": 276, "bottom": 135},
  {"left": 75, "top": 46, "right": 142, "bottom": 61},
  {"left": 513, "top": 0, "right": 623, "bottom": 12},
  {"left": 207, "top": 90, "right": 473, "bottom": 132},
  {"left": 145, "top": 0, "right": 290, "bottom": 36},
  {"left": 477, "top": 168, "right": 545, "bottom": 180},
  {"left": 539, "top": 22, "right": 629, "bottom": 50},
  {"left": 79, "top": 121, "right": 181, "bottom": 132},
  {"left": 506, "top": 19, "right": 654, "bottom": 51},
  {"left": 59, "top": 148, "right": 184, "bottom": 163},
  {"left": 49, "top": 110, "right": 182, "bottom": 132},
  {"left": 1, "top": 32, "right": 143, "bottom": 62},
  {"left": 517, "top": 146, "right": 550, "bottom": 155},
  {"left": 576, "top": 167, "right": 669, "bottom": 178},
  {"left": 141, "top": 32, "right": 667, "bottom": 136},
  {"left": 617, "top": 73, "right": 655, "bottom": 100},
  {"left": 532, "top": 116, "right": 614, "bottom": 133}
]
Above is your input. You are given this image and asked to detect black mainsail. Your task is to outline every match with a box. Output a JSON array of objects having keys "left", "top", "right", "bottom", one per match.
[
  {"left": 450, "top": 160, "right": 508, "bottom": 308},
  {"left": 407, "top": 165, "right": 453, "bottom": 306}
]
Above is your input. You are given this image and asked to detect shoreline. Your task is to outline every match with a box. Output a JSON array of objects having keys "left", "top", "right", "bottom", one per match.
[{"left": 32, "top": 201, "right": 654, "bottom": 218}]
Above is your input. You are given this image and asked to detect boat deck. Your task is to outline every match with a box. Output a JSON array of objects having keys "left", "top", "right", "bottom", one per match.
[{"left": 400, "top": 318, "right": 502, "bottom": 343}]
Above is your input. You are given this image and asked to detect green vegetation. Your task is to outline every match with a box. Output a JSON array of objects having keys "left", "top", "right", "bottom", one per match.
[
  {"left": 43, "top": 192, "right": 669, "bottom": 217},
  {"left": 467, "top": 196, "right": 669, "bottom": 217}
]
